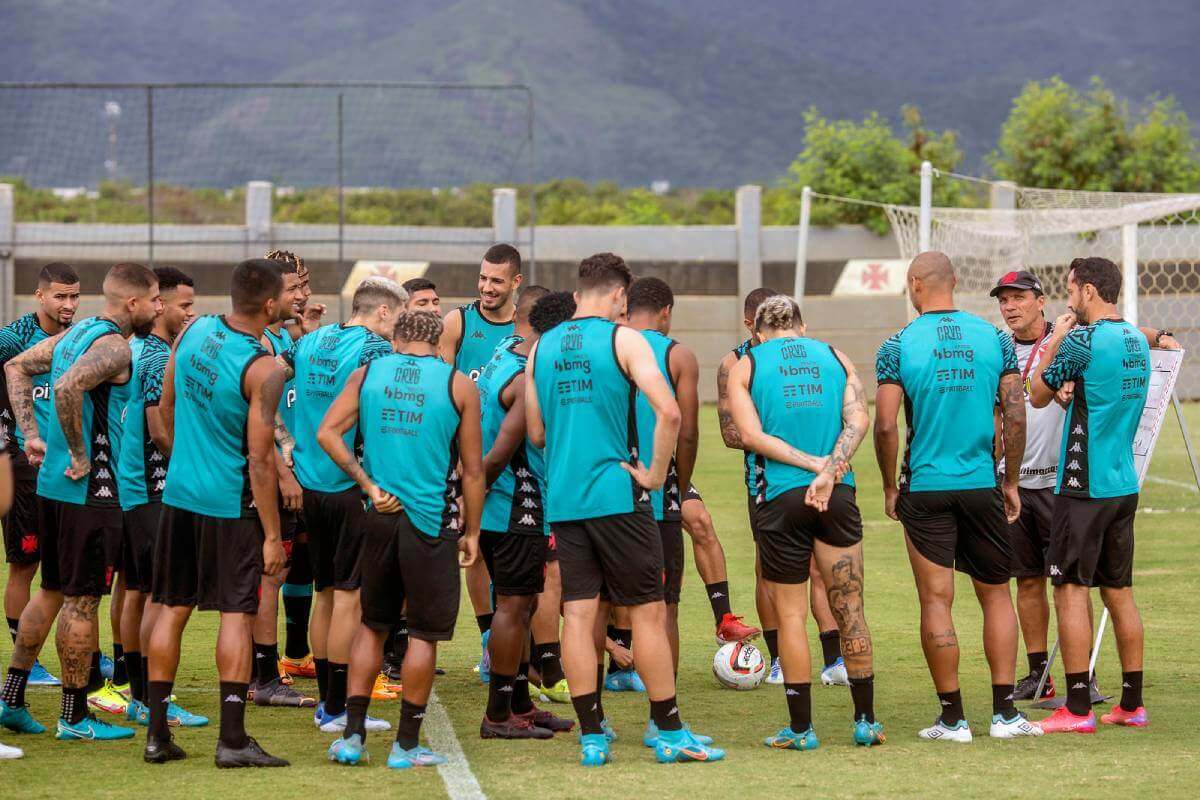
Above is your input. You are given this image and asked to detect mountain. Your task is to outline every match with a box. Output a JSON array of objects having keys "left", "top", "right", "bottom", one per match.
[{"left": 1, "top": 0, "right": 1196, "bottom": 186}]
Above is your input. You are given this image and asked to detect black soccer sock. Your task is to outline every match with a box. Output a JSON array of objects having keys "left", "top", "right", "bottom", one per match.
[
  {"left": 125, "top": 651, "right": 143, "bottom": 703},
  {"left": 254, "top": 642, "right": 279, "bottom": 686},
  {"left": 147, "top": 680, "right": 173, "bottom": 740},
  {"left": 476, "top": 613, "right": 494, "bottom": 635},
  {"left": 1120, "top": 671, "right": 1144, "bottom": 712},
  {"left": 218, "top": 681, "right": 249, "bottom": 749},
  {"left": 1026, "top": 650, "right": 1049, "bottom": 677},
  {"left": 1065, "top": 671, "right": 1091, "bottom": 716},
  {"left": 992, "top": 683, "right": 1017, "bottom": 716},
  {"left": 396, "top": 699, "right": 426, "bottom": 750},
  {"left": 327, "top": 662, "right": 349, "bottom": 716},
  {"left": 314, "top": 657, "right": 329, "bottom": 704},
  {"left": 86, "top": 650, "right": 103, "bottom": 693},
  {"left": 533, "top": 642, "right": 564, "bottom": 687},
  {"left": 572, "top": 692, "right": 602, "bottom": 735},
  {"left": 512, "top": 662, "right": 533, "bottom": 715},
  {"left": 141, "top": 656, "right": 150, "bottom": 706},
  {"left": 392, "top": 617, "right": 410, "bottom": 664},
  {"left": 486, "top": 672, "right": 515, "bottom": 721},
  {"left": 111, "top": 643, "right": 128, "bottom": 686},
  {"left": 1, "top": 667, "right": 29, "bottom": 708},
  {"left": 784, "top": 683, "right": 812, "bottom": 732},
  {"left": 850, "top": 674, "right": 875, "bottom": 723},
  {"left": 650, "top": 695, "right": 683, "bottom": 732},
  {"left": 345, "top": 694, "right": 370, "bottom": 741},
  {"left": 61, "top": 686, "right": 88, "bottom": 725},
  {"left": 937, "top": 689, "right": 965, "bottom": 726},
  {"left": 6, "top": 617, "right": 18, "bottom": 643},
  {"left": 819, "top": 629, "right": 841, "bottom": 669},
  {"left": 595, "top": 664, "right": 606, "bottom": 721},
  {"left": 281, "top": 581, "right": 313, "bottom": 661},
  {"left": 763, "top": 629, "right": 780, "bottom": 664},
  {"left": 705, "top": 581, "right": 732, "bottom": 625},
  {"left": 607, "top": 628, "right": 631, "bottom": 674}
]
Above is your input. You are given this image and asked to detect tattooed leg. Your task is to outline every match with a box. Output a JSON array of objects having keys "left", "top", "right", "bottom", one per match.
[
  {"left": 12, "top": 590, "right": 64, "bottom": 671},
  {"left": 815, "top": 542, "right": 873, "bottom": 679},
  {"left": 56, "top": 595, "right": 100, "bottom": 689},
  {"left": 973, "top": 579, "right": 1018, "bottom": 686},
  {"left": 904, "top": 534, "right": 960, "bottom": 693}
]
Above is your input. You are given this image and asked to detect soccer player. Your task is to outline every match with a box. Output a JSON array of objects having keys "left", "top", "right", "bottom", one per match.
[
  {"left": 1029, "top": 257, "right": 1154, "bottom": 733},
  {"left": 278, "top": 277, "right": 402, "bottom": 731},
  {"left": 269, "top": 249, "right": 326, "bottom": 337},
  {"left": 321, "top": 311, "right": 483, "bottom": 768},
  {"left": 874, "top": 251, "right": 1040, "bottom": 742},
  {"left": 727, "top": 294, "right": 884, "bottom": 748},
  {"left": 0, "top": 451, "right": 20, "bottom": 759},
  {"left": 0, "top": 262, "right": 79, "bottom": 689},
  {"left": 527, "top": 252, "right": 724, "bottom": 767},
  {"left": 403, "top": 277, "right": 442, "bottom": 316},
  {"left": 144, "top": 258, "right": 289, "bottom": 766},
  {"left": 116, "top": 267, "right": 207, "bottom": 729},
  {"left": 0, "top": 262, "right": 160, "bottom": 742},
  {"left": 439, "top": 244, "right": 523, "bottom": 676}
]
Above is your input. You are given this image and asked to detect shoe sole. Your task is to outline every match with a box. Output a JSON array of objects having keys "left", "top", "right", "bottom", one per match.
[{"left": 144, "top": 751, "right": 187, "bottom": 763}]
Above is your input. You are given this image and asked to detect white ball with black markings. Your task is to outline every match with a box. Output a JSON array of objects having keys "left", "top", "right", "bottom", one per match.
[{"left": 712, "top": 641, "right": 766, "bottom": 690}]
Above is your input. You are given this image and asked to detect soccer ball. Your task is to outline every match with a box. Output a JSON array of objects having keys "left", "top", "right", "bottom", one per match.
[{"left": 712, "top": 641, "right": 766, "bottom": 690}]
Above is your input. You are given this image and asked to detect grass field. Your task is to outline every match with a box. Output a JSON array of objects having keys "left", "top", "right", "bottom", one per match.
[{"left": 3, "top": 404, "right": 1199, "bottom": 799}]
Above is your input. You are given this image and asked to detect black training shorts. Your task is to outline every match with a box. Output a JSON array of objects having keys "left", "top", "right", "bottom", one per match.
[
  {"left": 658, "top": 520, "right": 684, "bottom": 604},
  {"left": 480, "top": 530, "right": 548, "bottom": 596},
  {"left": 303, "top": 486, "right": 366, "bottom": 591},
  {"left": 38, "top": 497, "right": 121, "bottom": 597},
  {"left": 553, "top": 510, "right": 664, "bottom": 606},
  {"left": 152, "top": 505, "right": 264, "bottom": 613},
  {"left": 1048, "top": 493, "right": 1138, "bottom": 589},
  {"left": 755, "top": 484, "right": 863, "bottom": 584},
  {"left": 3, "top": 464, "right": 40, "bottom": 565},
  {"left": 359, "top": 509, "right": 460, "bottom": 641},
  {"left": 898, "top": 488, "right": 1012, "bottom": 585},
  {"left": 121, "top": 502, "right": 162, "bottom": 593},
  {"left": 1009, "top": 487, "right": 1055, "bottom": 579}
]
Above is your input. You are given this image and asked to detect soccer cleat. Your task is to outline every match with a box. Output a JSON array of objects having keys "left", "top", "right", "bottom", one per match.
[
  {"left": 27, "top": 661, "right": 61, "bottom": 687},
  {"left": 643, "top": 720, "right": 713, "bottom": 748},
  {"left": 99, "top": 654, "right": 114, "bottom": 681},
  {"left": 820, "top": 658, "right": 850, "bottom": 687},
  {"left": 55, "top": 713, "right": 136, "bottom": 740},
  {"left": 1039, "top": 706, "right": 1096, "bottom": 734},
  {"left": 0, "top": 741, "right": 22, "bottom": 759},
  {"left": 603, "top": 669, "right": 646, "bottom": 693},
  {"left": 126, "top": 699, "right": 149, "bottom": 726},
  {"left": 918, "top": 718, "right": 973, "bottom": 743},
  {"left": 989, "top": 712, "right": 1043, "bottom": 738},
  {"left": 0, "top": 700, "right": 46, "bottom": 734},
  {"left": 387, "top": 742, "right": 447, "bottom": 769},
  {"left": 254, "top": 678, "right": 317, "bottom": 708},
  {"left": 655, "top": 727, "right": 725, "bottom": 763},
  {"left": 383, "top": 662, "right": 404, "bottom": 683},
  {"left": 87, "top": 680, "right": 130, "bottom": 715},
  {"left": 317, "top": 708, "right": 391, "bottom": 733},
  {"left": 537, "top": 678, "right": 571, "bottom": 704},
  {"left": 1101, "top": 705, "right": 1148, "bottom": 727},
  {"left": 764, "top": 725, "right": 819, "bottom": 751},
  {"left": 766, "top": 658, "right": 784, "bottom": 685},
  {"left": 114, "top": 682, "right": 132, "bottom": 701},
  {"left": 477, "top": 630, "right": 492, "bottom": 684},
  {"left": 313, "top": 702, "right": 323, "bottom": 727},
  {"left": 580, "top": 716, "right": 618, "bottom": 743},
  {"left": 166, "top": 701, "right": 209, "bottom": 728},
  {"left": 715, "top": 613, "right": 761, "bottom": 644},
  {"left": 380, "top": 673, "right": 402, "bottom": 694},
  {"left": 372, "top": 673, "right": 398, "bottom": 701},
  {"left": 328, "top": 733, "right": 369, "bottom": 765},
  {"left": 513, "top": 705, "right": 575, "bottom": 733},
  {"left": 144, "top": 735, "right": 187, "bottom": 763},
  {"left": 853, "top": 716, "right": 886, "bottom": 746},
  {"left": 279, "top": 654, "right": 317, "bottom": 679},
  {"left": 480, "top": 714, "right": 554, "bottom": 739},
  {"left": 1013, "top": 671, "right": 1055, "bottom": 701},
  {"left": 215, "top": 736, "right": 289, "bottom": 768},
  {"left": 579, "top": 733, "right": 610, "bottom": 767}
]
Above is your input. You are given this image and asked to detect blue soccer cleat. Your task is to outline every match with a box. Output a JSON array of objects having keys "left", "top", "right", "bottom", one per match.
[
  {"left": 655, "top": 727, "right": 725, "bottom": 763},
  {"left": 166, "top": 701, "right": 208, "bottom": 728},
  {"left": 579, "top": 733, "right": 610, "bottom": 767},
  {"left": 313, "top": 701, "right": 324, "bottom": 728},
  {"left": 28, "top": 661, "right": 60, "bottom": 687},
  {"left": 328, "top": 733, "right": 369, "bottom": 765},
  {"left": 0, "top": 700, "right": 46, "bottom": 734},
  {"left": 476, "top": 630, "right": 491, "bottom": 684},
  {"left": 55, "top": 714, "right": 135, "bottom": 740},
  {"left": 387, "top": 742, "right": 447, "bottom": 769},
  {"left": 125, "top": 699, "right": 149, "bottom": 726},
  {"left": 603, "top": 669, "right": 645, "bottom": 693},
  {"left": 642, "top": 720, "right": 714, "bottom": 748},
  {"left": 853, "top": 716, "right": 887, "bottom": 746},
  {"left": 99, "top": 654, "right": 115, "bottom": 681},
  {"left": 764, "top": 725, "right": 819, "bottom": 751}
]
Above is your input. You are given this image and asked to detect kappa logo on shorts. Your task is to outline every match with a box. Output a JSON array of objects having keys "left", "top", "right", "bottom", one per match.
[
  {"left": 1049, "top": 565, "right": 1062, "bottom": 576},
  {"left": 1067, "top": 460, "right": 1081, "bottom": 471},
  {"left": 95, "top": 467, "right": 111, "bottom": 480},
  {"left": 94, "top": 486, "right": 114, "bottom": 499},
  {"left": 1069, "top": 442, "right": 1083, "bottom": 453},
  {"left": 1067, "top": 477, "right": 1081, "bottom": 489},
  {"left": 519, "top": 514, "right": 536, "bottom": 526},
  {"left": 1073, "top": 424, "right": 1084, "bottom": 435},
  {"left": 520, "top": 497, "right": 537, "bottom": 509},
  {"left": 515, "top": 467, "right": 531, "bottom": 478},
  {"left": 94, "top": 433, "right": 108, "bottom": 446}
]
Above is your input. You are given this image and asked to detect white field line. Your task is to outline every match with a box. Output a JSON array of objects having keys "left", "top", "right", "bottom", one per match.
[
  {"left": 1145, "top": 475, "right": 1199, "bottom": 492},
  {"left": 424, "top": 688, "right": 487, "bottom": 800}
]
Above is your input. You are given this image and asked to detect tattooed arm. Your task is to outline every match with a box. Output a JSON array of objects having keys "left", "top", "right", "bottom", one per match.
[
  {"left": 725, "top": 353, "right": 827, "bottom": 473},
  {"left": 54, "top": 334, "right": 131, "bottom": 479},
  {"left": 5, "top": 332, "right": 66, "bottom": 464},
  {"left": 998, "top": 372, "right": 1026, "bottom": 523},
  {"left": 318, "top": 366, "right": 400, "bottom": 513},
  {"left": 806, "top": 351, "right": 870, "bottom": 511},
  {"left": 715, "top": 351, "right": 744, "bottom": 449},
  {"left": 245, "top": 356, "right": 285, "bottom": 576}
]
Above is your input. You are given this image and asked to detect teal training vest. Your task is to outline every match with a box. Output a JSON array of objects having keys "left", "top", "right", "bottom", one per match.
[
  {"left": 733, "top": 338, "right": 766, "bottom": 499},
  {"left": 263, "top": 325, "right": 296, "bottom": 443},
  {"left": 634, "top": 329, "right": 681, "bottom": 521},
  {"left": 117, "top": 333, "right": 171, "bottom": 509},
  {"left": 454, "top": 301, "right": 515, "bottom": 381},
  {"left": 0, "top": 312, "right": 57, "bottom": 456}
]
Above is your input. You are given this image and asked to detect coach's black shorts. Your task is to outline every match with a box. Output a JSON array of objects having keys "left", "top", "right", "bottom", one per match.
[
  {"left": 303, "top": 486, "right": 365, "bottom": 591},
  {"left": 1048, "top": 493, "right": 1138, "bottom": 588},
  {"left": 554, "top": 510, "right": 664, "bottom": 606},
  {"left": 38, "top": 498, "right": 121, "bottom": 597},
  {"left": 480, "top": 530, "right": 547, "bottom": 596},
  {"left": 152, "top": 505, "right": 264, "bottom": 613},
  {"left": 658, "top": 520, "right": 684, "bottom": 604},
  {"left": 3, "top": 464, "right": 40, "bottom": 565},
  {"left": 898, "top": 488, "right": 1011, "bottom": 584},
  {"left": 1008, "top": 487, "right": 1055, "bottom": 579},
  {"left": 755, "top": 484, "right": 863, "bottom": 584},
  {"left": 121, "top": 502, "right": 162, "bottom": 593},
  {"left": 359, "top": 509, "right": 459, "bottom": 641}
]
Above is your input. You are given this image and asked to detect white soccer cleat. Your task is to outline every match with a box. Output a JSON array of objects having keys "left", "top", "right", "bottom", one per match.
[
  {"left": 989, "top": 713, "right": 1043, "bottom": 739},
  {"left": 765, "top": 657, "right": 784, "bottom": 685},
  {"left": 918, "top": 718, "right": 973, "bottom": 743},
  {"left": 0, "top": 741, "right": 24, "bottom": 759},
  {"left": 820, "top": 658, "right": 850, "bottom": 687}
]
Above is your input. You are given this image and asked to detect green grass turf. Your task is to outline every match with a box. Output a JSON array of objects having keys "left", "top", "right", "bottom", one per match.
[{"left": 3, "top": 404, "right": 1199, "bottom": 799}]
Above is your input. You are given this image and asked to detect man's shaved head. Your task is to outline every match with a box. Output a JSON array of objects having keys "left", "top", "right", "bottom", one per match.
[
  {"left": 103, "top": 262, "right": 157, "bottom": 301},
  {"left": 908, "top": 251, "right": 956, "bottom": 287}
]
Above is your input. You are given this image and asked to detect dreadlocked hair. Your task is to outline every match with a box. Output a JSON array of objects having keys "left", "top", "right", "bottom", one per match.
[
  {"left": 393, "top": 311, "right": 443, "bottom": 346},
  {"left": 265, "top": 249, "right": 306, "bottom": 275}
]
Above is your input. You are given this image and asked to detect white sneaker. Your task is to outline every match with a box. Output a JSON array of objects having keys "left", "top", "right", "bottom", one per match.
[
  {"left": 0, "top": 741, "right": 23, "bottom": 759},
  {"left": 820, "top": 658, "right": 850, "bottom": 687},
  {"left": 918, "top": 718, "right": 973, "bottom": 743},
  {"left": 318, "top": 710, "right": 392, "bottom": 733},
  {"left": 765, "top": 658, "right": 784, "bottom": 685},
  {"left": 989, "top": 712, "right": 1043, "bottom": 739}
]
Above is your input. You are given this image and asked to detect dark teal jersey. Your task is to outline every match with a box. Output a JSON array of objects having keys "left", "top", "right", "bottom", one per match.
[
  {"left": 479, "top": 335, "right": 547, "bottom": 535},
  {"left": 733, "top": 338, "right": 765, "bottom": 499},
  {"left": 117, "top": 334, "right": 170, "bottom": 510},
  {"left": 162, "top": 315, "right": 268, "bottom": 518},
  {"left": 533, "top": 317, "right": 646, "bottom": 523},
  {"left": 454, "top": 301, "right": 515, "bottom": 381},
  {"left": 359, "top": 353, "right": 461, "bottom": 538},
  {"left": 748, "top": 336, "right": 854, "bottom": 501},
  {"left": 0, "top": 312, "right": 58, "bottom": 457},
  {"left": 634, "top": 329, "right": 681, "bottom": 522},
  {"left": 263, "top": 325, "right": 296, "bottom": 442},
  {"left": 875, "top": 310, "right": 1017, "bottom": 492},
  {"left": 285, "top": 323, "right": 391, "bottom": 492},
  {"left": 1041, "top": 319, "right": 1149, "bottom": 499},
  {"left": 38, "top": 317, "right": 129, "bottom": 507}
]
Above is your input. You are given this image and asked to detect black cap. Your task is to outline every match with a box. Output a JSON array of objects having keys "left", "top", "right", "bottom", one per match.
[{"left": 990, "top": 269, "right": 1044, "bottom": 297}]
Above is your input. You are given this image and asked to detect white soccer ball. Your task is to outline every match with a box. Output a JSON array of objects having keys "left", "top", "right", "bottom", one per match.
[{"left": 712, "top": 641, "right": 766, "bottom": 690}]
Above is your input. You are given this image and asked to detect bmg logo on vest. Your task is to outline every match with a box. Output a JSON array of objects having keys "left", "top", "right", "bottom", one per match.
[{"left": 776, "top": 363, "right": 820, "bottom": 379}]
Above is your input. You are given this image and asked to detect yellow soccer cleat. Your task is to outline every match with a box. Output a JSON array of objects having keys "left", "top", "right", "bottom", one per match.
[{"left": 87, "top": 680, "right": 130, "bottom": 715}]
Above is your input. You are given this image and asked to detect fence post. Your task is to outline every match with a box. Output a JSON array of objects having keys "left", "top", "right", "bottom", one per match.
[
  {"left": 918, "top": 160, "right": 933, "bottom": 253},
  {"left": 736, "top": 185, "right": 763, "bottom": 305},
  {"left": 246, "top": 181, "right": 274, "bottom": 255},
  {"left": 1122, "top": 222, "right": 1138, "bottom": 325},
  {"left": 493, "top": 188, "right": 517, "bottom": 246},
  {"left": 990, "top": 180, "right": 1017, "bottom": 210},
  {"left": 793, "top": 186, "right": 812, "bottom": 300},
  {"left": 0, "top": 183, "right": 12, "bottom": 323}
]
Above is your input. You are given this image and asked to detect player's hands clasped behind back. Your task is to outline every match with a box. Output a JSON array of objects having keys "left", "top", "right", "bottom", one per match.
[{"left": 23, "top": 437, "right": 46, "bottom": 467}]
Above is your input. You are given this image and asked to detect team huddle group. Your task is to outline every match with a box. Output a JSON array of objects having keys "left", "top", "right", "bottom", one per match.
[{"left": 0, "top": 243, "right": 1175, "bottom": 769}]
